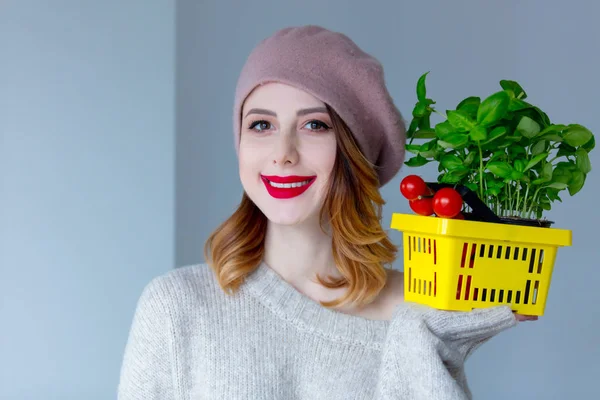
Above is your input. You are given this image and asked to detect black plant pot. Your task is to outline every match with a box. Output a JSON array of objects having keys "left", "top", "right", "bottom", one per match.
[{"left": 426, "top": 182, "right": 554, "bottom": 228}]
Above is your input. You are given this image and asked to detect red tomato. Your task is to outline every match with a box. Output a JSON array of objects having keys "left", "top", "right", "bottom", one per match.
[
  {"left": 453, "top": 212, "right": 465, "bottom": 220},
  {"left": 400, "top": 175, "right": 429, "bottom": 200},
  {"left": 432, "top": 188, "right": 463, "bottom": 218},
  {"left": 409, "top": 197, "right": 434, "bottom": 216}
]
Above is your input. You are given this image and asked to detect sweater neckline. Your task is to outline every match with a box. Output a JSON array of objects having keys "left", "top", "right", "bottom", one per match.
[{"left": 242, "top": 261, "right": 390, "bottom": 347}]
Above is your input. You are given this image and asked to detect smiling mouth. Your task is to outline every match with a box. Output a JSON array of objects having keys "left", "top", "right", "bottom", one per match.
[
  {"left": 264, "top": 178, "right": 313, "bottom": 188},
  {"left": 260, "top": 175, "right": 317, "bottom": 199}
]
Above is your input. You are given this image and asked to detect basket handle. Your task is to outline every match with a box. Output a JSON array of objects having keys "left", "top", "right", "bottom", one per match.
[{"left": 426, "top": 182, "right": 502, "bottom": 224}]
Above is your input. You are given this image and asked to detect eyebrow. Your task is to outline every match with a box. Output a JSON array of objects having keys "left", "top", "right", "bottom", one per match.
[{"left": 244, "top": 107, "right": 328, "bottom": 118}]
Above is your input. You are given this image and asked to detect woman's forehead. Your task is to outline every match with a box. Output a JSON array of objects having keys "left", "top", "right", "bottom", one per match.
[{"left": 242, "top": 82, "right": 326, "bottom": 115}]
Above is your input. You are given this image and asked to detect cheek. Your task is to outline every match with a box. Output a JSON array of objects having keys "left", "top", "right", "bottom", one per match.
[
  {"left": 238, "top": 139, "right": 264, "bottom": 172},
  {"left": 309, "top": 140, "right": 337, "bottom": 174}
]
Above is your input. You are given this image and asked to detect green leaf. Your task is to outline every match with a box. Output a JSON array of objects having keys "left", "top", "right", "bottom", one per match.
[
  {"left": 481, "top": 126, "right": 508, "bottom": 145},
  {"left": 508, "top": 98, "right": 532, "bottom": 112},
  {"left": 412, "top": 129, "right": 436, "bottom": 139},
  {"left": 469, "top": 125, "right": 488, "bottom": 141},
  {"left": 418, "top": 115, "right": 431, "bottom": 130},
  {"left": 545, "top": 182, "right": 569, "bottom": 190},
  {"left": 539, "top": 124, "right": 566, "bottom": 136},
  {"left": 524, "top": 152, "right": 549, "bottom": 172},
  {"left": 419, "top": 139, "right": 438, "bottom": 158},
  {"left": 562, "top": 124, "right": 594, "bottom": 147},
  {"left": 511, "top": 170, "right": 524, "bottom": 180},
  {"left": 439, "top": 173, "right": 463, "bottom": 184},
  {"left": 413, "top": 102, "right": 427, "bottom": 118},
  {"left": 438, "top": 133, "right": 470, "bottom": 149},
  {"left": 440, "top": 154, "right": 463, "bottom": 170},
  {"left": 516, "top": 116, "right": 541, "bottom": 138},
  {"left": 500, "top": 80, "right": 527, "bottom": 99},
  {"left": 456, "top": 96, "right": 480, "bottom": 118},
  {"left": 405, "top": 155, "right": 429, "bottom": 167},
  {"left": 407, "top": 118, "right": 420, "bottom": 137},
  {"left": 405, "top": 144, "right": 421, "bottom": 154},
  {"left": 576, "top": 148, "right": 592, "bottom": 174},
  {"left": 533, "top": 106, "right": 551, "bottom": 126},
  {"left": 487, "top": 161, "right": 513, "bottom": 178},
  {"left": 465, "top": 182, "right": 478, "bottom": 192},
  {"left": 568, "top": 170, "right": 585, "bottom": 195},
  {"left": 531, "top": 140, "right": 546, "bottom": 155},
  {"left": 486, "top": 186, "right": 502, "bottom": 196},
  {"left": 416, "top": 72, "right": 429, "bottom": 102},
  {"left": 534, "top": 163, "right": 553, "bottom": 184},
  {"left": 552, "top": 165, "right": 573, "bottom": 185},
  {"left": 514, "top": 159, "right": 525, "bottom": 172},
  {"left": 477, "top": 90, "right": 510, "bottom": 126},
  {"left": 547, "top": 189, "right": 562, "bottom": 202},
  {"left": 538, "top": 133, "right": 563, "bottom": 142},
  {"left": 435, "top": 121, "right": 455, "bottom": 139},
  {"left": 542, "top": 162, "right": 553, "bottom": 180},
  {"left": 582, "top": 135, "right": 596, "bottom": 152},
  {"left": 447, "top": 110, "right": 476, "bottom": 132},
  {"left": 507, "top": 145, "right": 527, "bottom": 160},
  {"left": 489, "top": 150, "right": 507, "bottom": 163},
  {"left": 449, "top": 166, "right": 469, "bottom": 177},
  {"left": 557, "top": 142, "right": 577, "bottom": 157},
  {"left": 463, "top": 151, "right": 476, "bottom": 166}
]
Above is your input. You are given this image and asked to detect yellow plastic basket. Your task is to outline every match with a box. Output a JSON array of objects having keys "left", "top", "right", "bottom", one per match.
[{"left": 390, "top": 213, "right": 572, "bottom": 316}]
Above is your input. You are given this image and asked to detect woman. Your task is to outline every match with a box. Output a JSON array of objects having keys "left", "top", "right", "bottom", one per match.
[{"left": 118, "top": 25, "right": 536, "bottom": 400}]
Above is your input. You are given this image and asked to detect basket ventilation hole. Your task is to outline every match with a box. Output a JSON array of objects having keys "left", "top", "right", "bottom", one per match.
[
  {"left": 529, "top": 249, "right": 537, "bottom": 273},
  {"left": 537, "top": 250, "right": 544, "bottom": 274}
]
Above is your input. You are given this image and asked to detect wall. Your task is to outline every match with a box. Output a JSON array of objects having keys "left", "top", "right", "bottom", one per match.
[{"left": 0, "top": 1, "right": 175, "bottom": 398}]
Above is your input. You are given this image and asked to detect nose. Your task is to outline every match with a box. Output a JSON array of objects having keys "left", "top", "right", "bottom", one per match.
[{"left": 272, "top": 132, "right": 299, "bottom": 166}]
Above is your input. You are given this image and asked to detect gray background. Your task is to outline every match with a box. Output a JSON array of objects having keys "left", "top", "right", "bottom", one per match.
[{"left": 2, "top": 0, "right": 598, "bottom": 398}]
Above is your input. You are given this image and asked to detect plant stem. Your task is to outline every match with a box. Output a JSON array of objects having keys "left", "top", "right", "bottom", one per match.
[
  {"left": 527, "top": 187, "right": 542, "bottom": 217},
  {"left": 433, "top": 109, "right": 447, "bottom": 119},
  {"left": 548, "top": 155, "right": 560, "bottom": 163},
  {"left": 508, "top": 182, "right": 513, "bottom": 214},
  {"left": 516, "top": 182, "right": 521, "bottom": 217},
  {"left": 478, "top": 142, "right": 484, "bottom": 200},
  {"left": 522, "top": 184, "right": 530, "bottom": 215}
]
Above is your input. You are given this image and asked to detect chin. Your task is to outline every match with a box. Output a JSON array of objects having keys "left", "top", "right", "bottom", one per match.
[
  {"left": 244, "top": 189, "right": 320, "bottom": 226},
  {"left": 261, "top": 198, "right": 320, "bottom": 226},
  {"left": 262, "top": 210, "right": 314, "bottom": 226}
]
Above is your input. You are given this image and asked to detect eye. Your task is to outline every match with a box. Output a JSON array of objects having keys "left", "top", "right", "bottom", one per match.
[
  {"left": 304, "top": 120, "right": 331, "bottom": 132},
  {"left": 247, "top": 120, "right": 272, "bottom": 132}
]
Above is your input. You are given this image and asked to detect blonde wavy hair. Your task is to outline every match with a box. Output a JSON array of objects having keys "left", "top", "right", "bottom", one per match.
[{"left": 204, "top": 104, "right": 398, "bottom": 309}]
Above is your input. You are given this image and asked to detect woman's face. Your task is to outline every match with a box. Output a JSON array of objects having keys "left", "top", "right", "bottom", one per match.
[{"left": 239, "top": 82, "right": 337, "bottom": 226}]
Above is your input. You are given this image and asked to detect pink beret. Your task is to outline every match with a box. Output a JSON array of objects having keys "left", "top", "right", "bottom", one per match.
[{"left": 233, "top": 25, "right": 406, "bottom": 187}]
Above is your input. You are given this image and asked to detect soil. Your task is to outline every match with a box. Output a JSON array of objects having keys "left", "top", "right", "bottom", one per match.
[{"left": 462, "top": 212, "right": 554, "bottom": 228}]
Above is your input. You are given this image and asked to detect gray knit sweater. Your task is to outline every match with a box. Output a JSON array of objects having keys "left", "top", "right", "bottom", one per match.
[{"left": 117, "top": 262, "right": 519, "bottom": 399}]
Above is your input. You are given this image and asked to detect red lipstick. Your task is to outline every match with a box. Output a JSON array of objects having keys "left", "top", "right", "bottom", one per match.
[{"left": 261, "top": 175, "right": 316, "bottom": 199}]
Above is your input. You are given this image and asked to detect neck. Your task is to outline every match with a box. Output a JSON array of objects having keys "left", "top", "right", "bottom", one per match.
[{"left": 262, "top": 216, "right": 343, "bottom": 295}]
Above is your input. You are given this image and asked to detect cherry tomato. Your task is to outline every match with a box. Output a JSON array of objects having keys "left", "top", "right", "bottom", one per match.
[
  {"left": 453, "top": 212, "right": 465, "bottom": 220},
  {"left": 400, "top": 175, "right": 429, "bottom": 200},
  {"left": 432, "top": 188, "right": 463, "bottom": 218},
  {"left": 409, "top": 197, "right": 434, "bottom": 216}
]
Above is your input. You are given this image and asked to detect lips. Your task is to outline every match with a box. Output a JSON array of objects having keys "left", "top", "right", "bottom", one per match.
[{"left": 261, "top": 175, "right": 317, "bottom": 199}]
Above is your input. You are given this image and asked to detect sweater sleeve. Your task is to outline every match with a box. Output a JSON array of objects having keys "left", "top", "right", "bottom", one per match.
[
  {"left": 117, "top": 277, "right": 176, "bottom": 400},
  {"left": 375, "top": 302, "right": 518, "bottom": 400}
]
